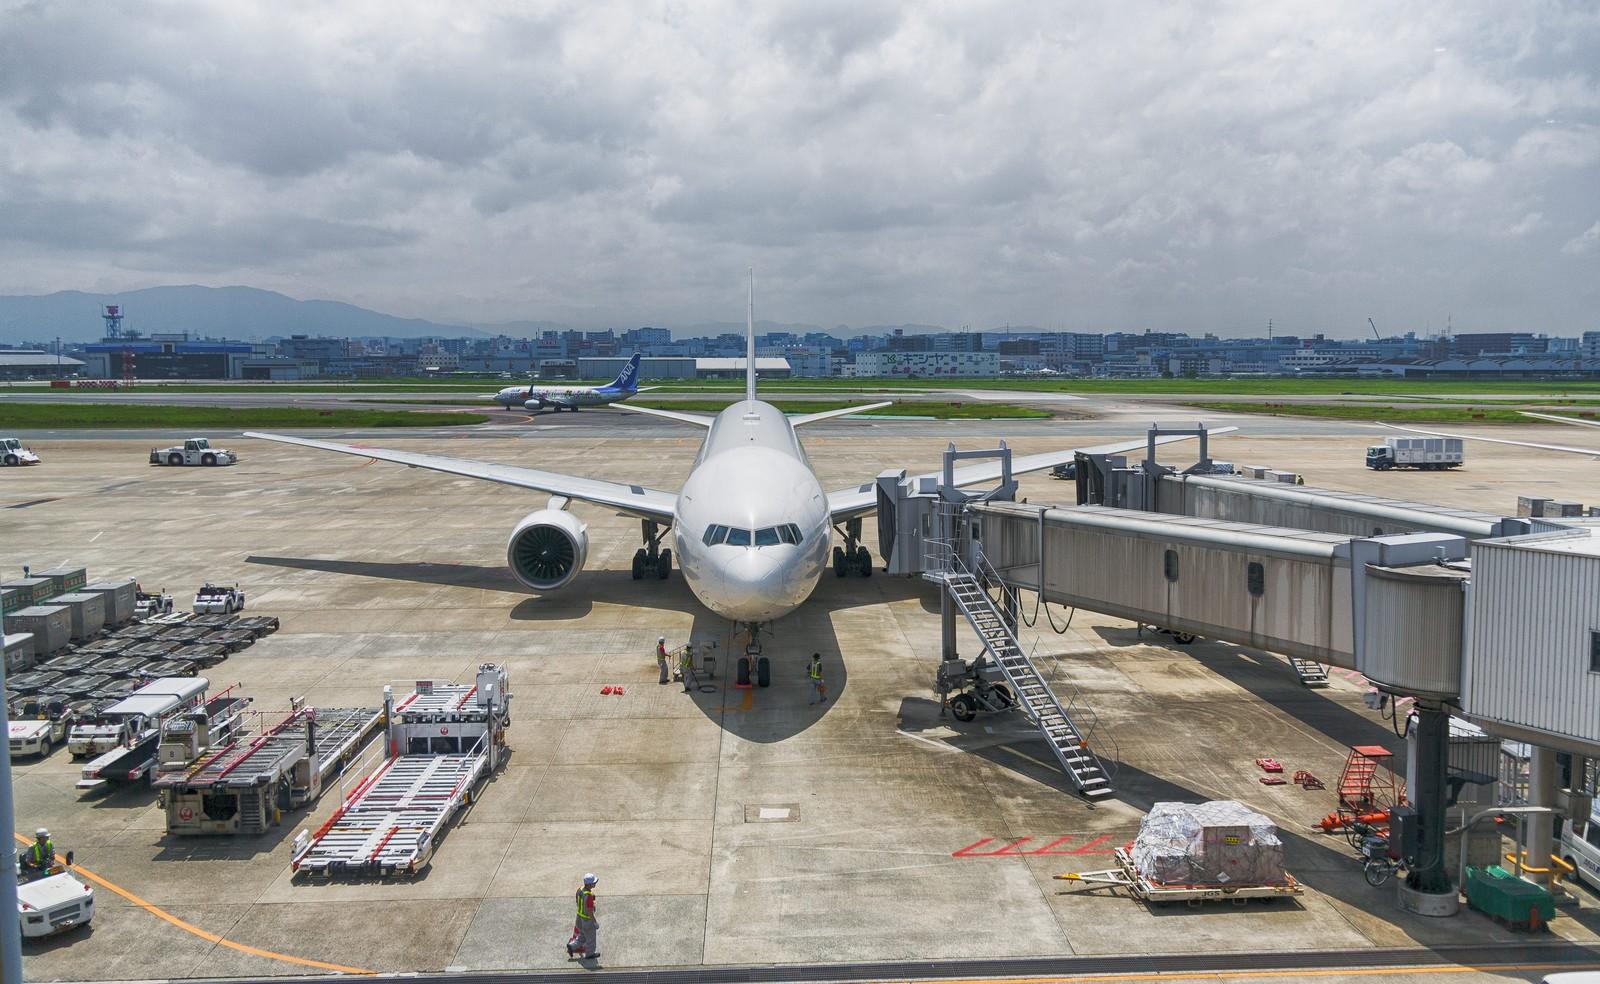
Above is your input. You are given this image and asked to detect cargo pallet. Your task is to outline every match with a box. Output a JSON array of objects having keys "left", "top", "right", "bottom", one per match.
[{"left": 1055, "top": 848, "right": 1303, "bottom": 905}]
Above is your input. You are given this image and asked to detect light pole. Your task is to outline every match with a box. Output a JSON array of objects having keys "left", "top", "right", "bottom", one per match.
[{"left": 1, "top": 595, "right": 24, "bottom": 981}]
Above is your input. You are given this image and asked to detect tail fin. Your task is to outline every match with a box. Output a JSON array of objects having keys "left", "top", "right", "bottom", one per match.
[
  {"left": 609, "top": 353, "right": 641, "bottom": 391},
  {"left": 745, "top": 268, "right": 757, "bottom": 402}
]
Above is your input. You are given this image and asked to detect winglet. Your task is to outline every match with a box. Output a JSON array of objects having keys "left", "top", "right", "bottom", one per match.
[{"left": 745, "top": 269, "right": 757, "bottom": 402}]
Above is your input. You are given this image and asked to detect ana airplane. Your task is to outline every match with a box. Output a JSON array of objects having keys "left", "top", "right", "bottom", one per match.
[
  {"left": 492, "top": 353, "right": 648, "bottom": 412},
  {"left": 1381, "top": 411, "right": 1600, "bottom": 459},
  {"left": 248, "top": 274, "right": 1228, "bottom": 685}
]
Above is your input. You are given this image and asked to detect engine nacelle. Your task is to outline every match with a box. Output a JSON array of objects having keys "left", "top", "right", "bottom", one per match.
[{"left": 506, "top": 509, "right": 588, "bottom": 590}]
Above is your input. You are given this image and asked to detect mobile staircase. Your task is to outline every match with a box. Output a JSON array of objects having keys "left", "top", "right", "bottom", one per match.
[
  {"left": 290, "top": 663, "right": 511, "bottom": 878},
  {"left": 928, "top": 547, "right": 1114, "bottom": 799}
]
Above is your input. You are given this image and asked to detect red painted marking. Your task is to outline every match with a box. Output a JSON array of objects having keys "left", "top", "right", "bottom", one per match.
[
  {"left": 452, "top": 685, "right": 477, "bottom": 710},
  {"left": 394, "top": 692, "right": 419, "bottom": 712},
  {"left": 952, "top": 834, "right": 1115, "bottom": 858},
  {"left": 367, "top": 826, "right": 398, "bottom": 862}
]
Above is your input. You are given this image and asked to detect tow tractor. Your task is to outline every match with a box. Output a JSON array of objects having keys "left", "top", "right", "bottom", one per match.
[
  {"left": 934, "top": 654, "right": 1017, "bottom": 722},
  {"left": 1, "top": 436, "right": 41, "bottom": 466},
  {"left": 135, "top": 585, "right": 175, "bottom": 618},
  {"left": 291, "top": 664, "right": 511, "bottom": 878},
  {"left": 150, "top": 437, "right": 238, "bottom": 467},
  {"left": 8, "top": 694, "right": 82, "bottom": 758},
  {"left": 16, "top": 851, "right": 94, "bottom": 939},
  {"left": 193, "top": 583, "right": 245, "bottom": 615}
]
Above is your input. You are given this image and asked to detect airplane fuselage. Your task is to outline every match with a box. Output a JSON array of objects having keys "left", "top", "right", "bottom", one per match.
[
  {"left": 494, "top": 385, "right": 631, "bottom": 410},
  {"left": 672, "top": 400, "right": 831, "bottom": 623}
]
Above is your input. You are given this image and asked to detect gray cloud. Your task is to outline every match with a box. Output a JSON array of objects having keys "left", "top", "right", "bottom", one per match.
[{"left": 1, "top": 0, "right": 1597, "bottom": 334}]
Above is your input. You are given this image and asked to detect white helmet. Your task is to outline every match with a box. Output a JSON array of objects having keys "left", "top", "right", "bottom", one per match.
[
  {"left": 658, "top": 636, "right": 666, "bottom": 643},
  {"left": 35, "top": 828, "right": 49, "bottom": 839},
  {"left": 583, "top": 872, "right": 598, "bottom": 886}
]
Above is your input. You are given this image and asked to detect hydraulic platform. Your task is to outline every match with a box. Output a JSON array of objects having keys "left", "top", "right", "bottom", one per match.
[
  {"left": 290, "top": 664, "right": 511, "bottom": 878},
  {"left": 155, "top": 703, "right": 383, "bottom": 835}
]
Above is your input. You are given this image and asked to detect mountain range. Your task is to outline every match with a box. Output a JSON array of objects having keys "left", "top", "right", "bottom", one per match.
[{"left": 0, "top": 284, "right": 978, "bottom": 343}]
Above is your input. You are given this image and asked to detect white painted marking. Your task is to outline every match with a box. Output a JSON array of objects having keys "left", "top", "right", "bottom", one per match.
[
  {"left": 895, "top": 729, "right": 958, "bottom": 752},
  {"left": 758, "top": 807, "right": 793, "bottom": 820},
  {"left": 89, "top": 531, "right": 104, "bottom": 542}
]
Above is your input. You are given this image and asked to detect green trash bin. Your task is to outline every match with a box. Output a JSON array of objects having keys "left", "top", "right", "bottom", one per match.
[{"left": 1463, "top": 865, "right": 1555, "bottom": 930}]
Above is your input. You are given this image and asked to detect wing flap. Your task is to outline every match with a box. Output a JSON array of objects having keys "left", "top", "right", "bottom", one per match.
[{"left": 244, "top": 432, "right": 677, "bottom": 521}]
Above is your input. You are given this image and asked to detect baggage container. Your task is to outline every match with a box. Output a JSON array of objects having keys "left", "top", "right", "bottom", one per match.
[
  {"left": 36, "top": 566, "right": 88, "bottom": 596},
  {"left": 1463, "top": 865, "right": 1554, "bottom": 928},
  {"left": 3, "top": 578, "right": 56, "bottom": 613},
  {"left": 48, "top": 592, "right": 106, "bottom": 640},
  {"left": 83, "top": 578, "right": 137, "bottom": 626},
  {"left": 4, "top": 632, "right": 36, "bottom": 673},
  {"left": 8, "top": 606, "right": 71, "bottom": 655}
]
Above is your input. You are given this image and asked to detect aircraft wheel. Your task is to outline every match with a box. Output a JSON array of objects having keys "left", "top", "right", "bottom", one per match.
[
  {"left": 736, "top": 657, "right": 751, "bottom": 687},
  {"left": 656, "top": 548, "right": 672, "bottom": 580},
  {"left": 756, "top": 656, "right": 771, "bottom": 688},
  {"left": 855, "top": 546, "right": 872, "bottom": 576},
  {"left": 832, "top": 546, "right": 847, "bottom": 577},
  {"left": 631, "top": 550, "right": 645, "bottom": 580},
  {"left": 950, "top": 693, "right": 978, "bottom": 722}
]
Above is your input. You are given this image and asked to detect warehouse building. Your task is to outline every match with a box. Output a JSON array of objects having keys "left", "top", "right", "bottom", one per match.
[
  {"left": 0, "top": 349, "right": 86, "bottom": 380},
  {"left": 854, "top": 351, "right": 999, "bottom": 377}
]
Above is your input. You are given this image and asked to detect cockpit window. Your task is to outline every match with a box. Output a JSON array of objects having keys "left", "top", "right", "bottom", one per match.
[
  {"left": 703, "top": 524, "right": 729, "bottom": 546},
  {"left": 778, "top": 524, "right": 797, "bottom": 545},
  {"left": 754, "top": 527, "right": 780, "bottom": 547},
  {"left": 725, "top": 528, "right": 751, "bottom": 547},
  {"left": 706, "top": 523, "right": 803, "bottom": 547}
]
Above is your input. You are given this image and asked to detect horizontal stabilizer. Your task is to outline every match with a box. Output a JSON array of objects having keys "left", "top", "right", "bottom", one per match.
[
  {"left": 614, "top": 404, "right": 714, "bottom": 427},
  {"left": 790, "top": 401, "right": 893, "bottom": 426}
]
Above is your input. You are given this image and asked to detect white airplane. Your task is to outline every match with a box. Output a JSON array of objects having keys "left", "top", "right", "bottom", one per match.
[
  {"left": 491, "top": 353, "right": 650, "bottom": 412},
  {"left": 248, "top": 274, "right": 1230, "bottom": 685},
  {"left": 1380, "top": 411, "right": 1600, "bottom": 459}
]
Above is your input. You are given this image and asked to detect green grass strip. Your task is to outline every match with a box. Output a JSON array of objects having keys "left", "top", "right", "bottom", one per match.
[
  {"left": 1182, "top": 401, "right": 1565, "bottom": 424},
  {"left": 0, "top": 403, "right": 488, "bottom": 429}
]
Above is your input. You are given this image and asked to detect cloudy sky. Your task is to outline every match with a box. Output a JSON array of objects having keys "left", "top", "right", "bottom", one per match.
[{"left": 2, "top": 1, "right": 1597, "bottom": 336}]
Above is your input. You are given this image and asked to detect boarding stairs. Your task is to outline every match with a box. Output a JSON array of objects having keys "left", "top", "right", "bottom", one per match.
[
  {"left": 1337, "top": 745, "right": 1397, "bottom": 813},
  {"left": 1290, "top": 658, "right": 1329, "bottom": 687},
  {"left": 292, "top": 746, "right": 489, "bottom": 877},
  {"left": 928, "top": 549, "right": 1113, "bottom": 799}
]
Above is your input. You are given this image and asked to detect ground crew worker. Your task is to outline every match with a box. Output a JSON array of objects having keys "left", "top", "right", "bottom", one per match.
[
  {"left": 680, "top": 643, "right": 695, "bottom": 692},
  {"left": 567, "top": 872, "right": 599, "bottom": 960},
  {"left": 24, "top": 828, "right": 55, "bottom": 873},
  {"left": 657, "top": 636, "right": 669, "bottom": 684},
  {"left": 808, "top": 653, "right": 826, "bottom": 705}
]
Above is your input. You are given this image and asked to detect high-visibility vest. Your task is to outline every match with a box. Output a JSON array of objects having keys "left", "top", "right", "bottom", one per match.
[
  {"left": 576, "top": 887, "right": 595, "bottom": 921},
  {"left": 31, "top": 840, "right": 53, "bottom": 865},
  {"left": 679, "top": 649, "right": 692, "bottom": 670},
  {"left": 809, "top": 662, "right": 821, "bottom": 681}
]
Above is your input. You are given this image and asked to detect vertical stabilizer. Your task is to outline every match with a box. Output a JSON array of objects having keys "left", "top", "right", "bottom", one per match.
[{"left": 746, "top": 268, "right": 757, "bottom": 402}]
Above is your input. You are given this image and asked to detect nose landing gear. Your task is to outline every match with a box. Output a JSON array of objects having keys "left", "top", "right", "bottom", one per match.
[
  {"left": 631, "top": 519, "right": 673, "bottom": 580},
  {"left": 832, "top": 517, "right": 873, "bottom": 577},
  {"left": 734, "top": 623, "right": 771, "bottom": 688}
]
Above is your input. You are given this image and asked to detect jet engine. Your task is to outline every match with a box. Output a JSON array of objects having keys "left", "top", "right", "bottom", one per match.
[{"left": 506, "top": 509, "right": 588, "bottom": 590}]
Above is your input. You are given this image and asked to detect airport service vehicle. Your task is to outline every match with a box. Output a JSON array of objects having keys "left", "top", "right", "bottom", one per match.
[
  {"left": 16, "top": 856, "right": 94, "bottom": 938},
  {"left": 69, "top": 675, "right": 207, "bottom": 764},
  {"left": 77, "top": 682, "right": 248, "bottom": 793},
  {"left": 492, "top": 352, "right": 648, "bottom": 412},
  {"left": 1382, "top": 412, "right": 1600, "bottom": 462},
  {"left": 1558, "top": 806, "right": 1600, "bottom": 893},
  {"left": 1365, "top": 436, "right": 1464, "bottom": 471},
  {"left": 135, "top": 586, "right": 175, "bottom": 617},
  {"left": 292, "top": 666, "right": 510, "bottom": 876},
  {"left": 8, "top": 695, "right": 81, "bottom": 757},
  {"left": 150, "top": 437, "right": 237, "bottom": 466},
  {"left": 193, "top": 583, "right": 245, "bottom": 614},
  {"left": 1, "top": 436, "right": 40, "bottom": 466},
  {"left": 249, "top": 276, "right": 1230, "bottom": 688}
]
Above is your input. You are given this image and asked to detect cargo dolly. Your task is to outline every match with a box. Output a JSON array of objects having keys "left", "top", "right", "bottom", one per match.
[
  {"left": 291, "top": 663, "right": 511, "bottom": 878},
  {"left": 1055, "top": 847, "right": 1304, "bottom": 905},
  {"left": 156, "top": 703, "right": 383, "bottom": 835}
]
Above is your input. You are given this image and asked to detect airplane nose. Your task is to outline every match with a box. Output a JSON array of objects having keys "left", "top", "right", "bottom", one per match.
[{"left": 711, "top": 549, "right": 797, "bottom": 622}]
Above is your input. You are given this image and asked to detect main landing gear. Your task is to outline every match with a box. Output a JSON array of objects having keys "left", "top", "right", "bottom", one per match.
[
  {"left": 631, "top": 519, "right": 673, "bottom": 581},
  {"left": 735, "top": 623, "right": 772, "bottom": 688},
  {"left": 832, "top": 517, "right": 872, "bottom": 578}
]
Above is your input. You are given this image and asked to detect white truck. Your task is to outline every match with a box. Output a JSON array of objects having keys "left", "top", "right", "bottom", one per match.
[
  {"left": 193, "top": 583, "right": 245, "bottom": 614},
  {"left": 16, "top": 858, "right": 94, "bottom": 939},
  {"left": 150, "top": 437, "right": 237, "bottom": 467},
  {"left": 1365, "top": 436, "right": 1464, "bottom": 471},
  {"left": 1, "top": 436, "right": 41, "bottom": 466},
  {"left": 135, "top": 586, "right": 175, "bottom": 618}
]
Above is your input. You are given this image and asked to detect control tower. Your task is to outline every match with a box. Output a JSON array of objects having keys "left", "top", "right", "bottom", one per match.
[{"left": 102, "top": 304, "right": 123, "bottom": 340}]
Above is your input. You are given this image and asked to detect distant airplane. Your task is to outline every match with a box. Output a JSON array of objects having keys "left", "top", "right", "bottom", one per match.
[
  {"left": 492, "top": 353, "right": 649, "bottom": 412},
  {"left": 249, "top": 274, "right": 1229, "bottom": 685},
  {"left": 1380, "top": 411, "right": 1600, "bottom": 459}
]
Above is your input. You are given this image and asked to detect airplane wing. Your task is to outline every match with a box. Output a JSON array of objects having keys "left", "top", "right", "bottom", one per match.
[
  {"left": 615, "top": 404, "right": 715, "bottom": 427},
  {"left": 244, "top": 432, "right": 678, "bottom": 521},
  {"left": 1521, "top": 411, "right": 1600, "bottom": 429},
  {"left": 824, "top": 428, "right": 1239, "bottom": 521},
  {"left": 790, "top": 402, "right": 893, "bottom": 426},
  {"left": 1378, "top": 423, "right": 1600, "bottom": 458}
]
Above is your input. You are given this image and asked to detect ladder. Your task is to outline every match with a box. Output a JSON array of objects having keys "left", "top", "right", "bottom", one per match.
[
  {"left": 931, "top": 555, "right": 1113, "bottom": 799},
  {"left": 1337, "top": 745, "right": 1396, "bottom": 812},
  {"left": 1289, "top": 658, "right": 1329, "bottom": 686}
]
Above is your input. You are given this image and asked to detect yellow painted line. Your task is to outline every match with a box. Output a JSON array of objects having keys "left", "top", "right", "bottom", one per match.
[
  {"left": 741, "top": 687, "right": 754, "bottom": 712},
  {"left": 896, "top": 960, "right": 1600, "bottom": 984},
  {"left": 13, "top": 832, "right": 373, "bottom": 975}
]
